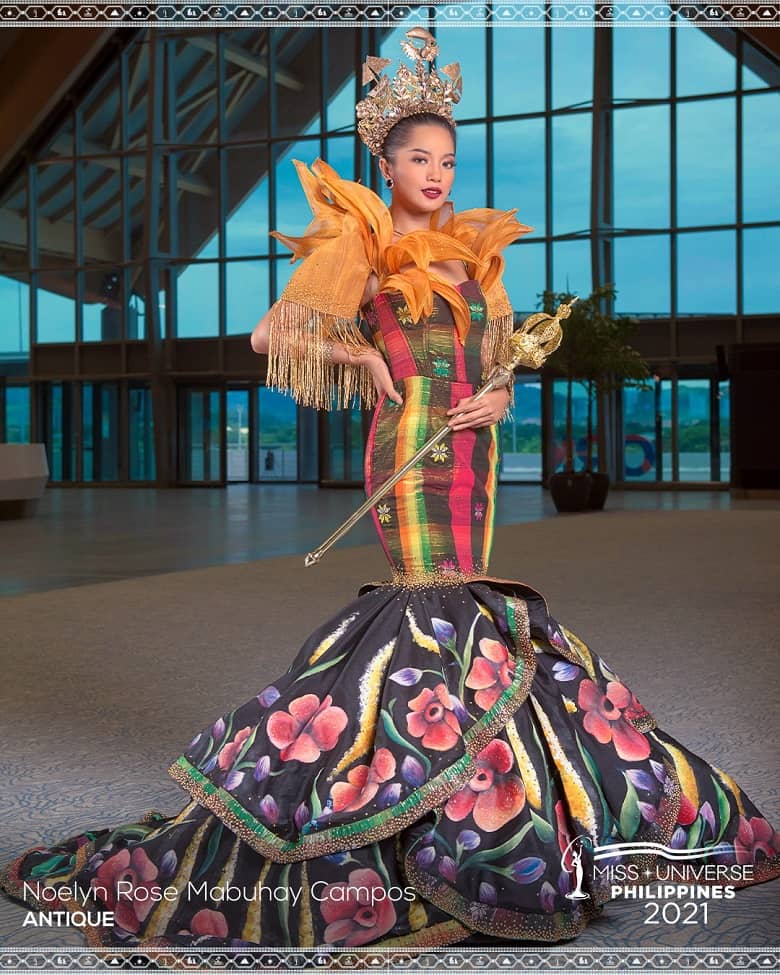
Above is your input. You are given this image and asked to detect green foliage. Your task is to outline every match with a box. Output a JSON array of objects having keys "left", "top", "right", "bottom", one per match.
[{"left": 538, "top": 283, "right": 651, "bottom": 471}]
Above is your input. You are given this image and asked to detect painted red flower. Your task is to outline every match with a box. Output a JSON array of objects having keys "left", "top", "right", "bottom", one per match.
[
  {"left": 217, "top": 726, "right": 253, "bottom": 770},
  {"left": 330, "top": 749, "right": 397, "bottom": 813},
  {"left": 735, "top": 814, "right": 780, "bottom": 864},
  {"left": 555, "top": 798, "right": 577, "bottom": 870},
  {"left": 444, "top": 739, "right": 526, "bottom": 832},
  {"left": 406, "top": 683, "right": 462, "bottom": 752},
  {"left": 577, "top": 679, "right": 651, "bottom": 761},
  {"left": 319, "top": 867, "right": 397, "bottom": 946},
  {"left": 676, "top": 793, "right": 698, "bottom": 826},
  {"left": 267, "top": 693, "right": 348, "bottom": 763},
  {"left": 91, "top": 848, "right": 161, "bottom": 935},
  {"left": 465, "top": 638, "right": 516, "bottom": 711},
  {"left": 178, "top": 908, "right": 229, "bottom": 938}
]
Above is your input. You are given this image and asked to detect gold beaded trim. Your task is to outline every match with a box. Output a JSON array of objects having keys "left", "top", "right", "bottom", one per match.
[
  {"left": 481, "top": 311, "right": 516, "bottom": 421},
  {"left": 388, "top": 566, "right": 489, "bottom": 589},
  {"left": 405, "top": 847, "right": 602, "bottom": 942}
]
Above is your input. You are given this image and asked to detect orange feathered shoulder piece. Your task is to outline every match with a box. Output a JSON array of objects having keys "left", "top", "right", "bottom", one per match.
[{"left": 265, "top": 158, "right": 533, "bottom": 409}]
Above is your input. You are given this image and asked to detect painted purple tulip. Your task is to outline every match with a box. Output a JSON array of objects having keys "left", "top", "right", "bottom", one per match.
[
  {"left": 713, "top": 843, "right": 736, "bottom": 866},
  {"left": 202, "top": 755, "right": 218, "bottom": 774},
  {"left": 547, "top": 623, "right": 565, "bottom": 647},
  {"left": 700, "top": 801, "right": 716, "bottom": 835},
  {"left": 670, "top": 826, "right": 687, "bottom": 849},
  {"left": 450, "top": 695, "right": 468, "bottom": 723},
  {"left": 539, "top": 880, "right": 557, "bottom": 913},
  {"left": 377, "top": 783, "right": 402, "bottom": 808},
  {"left": 401, "top": 756, "right": 425, "bottom": 788},
  {"left": 431, "top": 618, "right": 456, "bottom": 646},
  {"left": 638, "top": 801, "right": 657, "bottom": 823},
  {"left": 257, "top": 685, "right": 280, "bottom": 707},
  {"left": 159, "top": 850, "right": 178, "bottom": 879},
  {"left": 456, "top": 829, "right": 481, "bottom": 851},
  {"left": 224, "top": 770, "right": 244, "bottom": 792},
  {"left": 259, "top": 794, "right": 279, "bottom": 825},
  {"left": 294, "top": 803, "right": 310, "bottom": 830},
  {"left": 438, "top": 856, "right": 457, "bottom": 883},
  {"left": 415, "top": 846, "right": 437, "bottom": 869},
  {"left": 626, "top": 769, "right": 655, "bottom": 792},
  {"left": 650, "top": 759, "right": 668, "bottom": 784},
  {"left": 389, "top": 667, "right": 423, "bottom": 686},
  {"left": 188, "top": 733, "right": 202, "bottom": 749},
  {"left": 478, "top": 881, "right": 497, "bottom": 906},
  {"left": 212, "top": 718, "right": 226, "bottom": 740},
  {"left": 253, "top": 755, "right": 271, "bottom": 782},
  {"left": 552, "top": 661, "right": 580, "bottom": 683},
  {"left": 511, "top": 856, "right": 546, "bottom": 885}
]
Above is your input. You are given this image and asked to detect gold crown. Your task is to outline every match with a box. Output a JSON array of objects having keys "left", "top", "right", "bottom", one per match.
[{"left": 356, "top": 27, "right": 463, "bottom": 158}]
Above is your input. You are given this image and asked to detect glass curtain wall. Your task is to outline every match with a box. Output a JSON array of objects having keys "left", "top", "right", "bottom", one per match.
[{"left": 0, "top": 21, "right": 777, "bottom": 487}]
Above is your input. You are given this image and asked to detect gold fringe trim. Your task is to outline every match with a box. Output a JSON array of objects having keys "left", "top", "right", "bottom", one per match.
[
  {"left": 266, "top": 299, "right": 378, "bottom": 411},
  {"left": 481, "top": 312, "right": 516, "bottom": 424}
]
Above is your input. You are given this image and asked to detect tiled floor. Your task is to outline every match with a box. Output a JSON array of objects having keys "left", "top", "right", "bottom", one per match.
[{"left": 2, "top": 483, "right": 772, "bottom": 597}]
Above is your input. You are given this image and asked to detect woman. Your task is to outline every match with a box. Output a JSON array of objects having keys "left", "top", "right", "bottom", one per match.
[{"left": 1, "top": 29, "right": 778, "bottom": 953}]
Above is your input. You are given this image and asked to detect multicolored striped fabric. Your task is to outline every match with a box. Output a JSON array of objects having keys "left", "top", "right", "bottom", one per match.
[{"left": 363, "top": 280, "right": 498, "bottom": 581}]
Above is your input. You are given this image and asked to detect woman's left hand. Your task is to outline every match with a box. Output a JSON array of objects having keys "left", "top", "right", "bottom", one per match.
[{"left": 446, "top": 387, "right": 510, "bottom": 430}]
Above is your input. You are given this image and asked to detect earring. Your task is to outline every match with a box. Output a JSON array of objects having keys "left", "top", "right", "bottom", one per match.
[{"left": 385, "top": 176, "right": 394, "bottom": 189}]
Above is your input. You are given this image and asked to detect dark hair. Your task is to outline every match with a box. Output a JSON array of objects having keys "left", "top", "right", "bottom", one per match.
[{"left": 380, "top": 112, "right": 456, "bottom": 165}]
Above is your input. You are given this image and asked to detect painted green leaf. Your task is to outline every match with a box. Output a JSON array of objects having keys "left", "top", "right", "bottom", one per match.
[
  {"left": 575, "top": 729, "right": 613, "bottom": 835},
  {"left": 685, "top": 813, "right": 704, "bottom": 850},
  {"left": 309, "top": 770, "right": 323, "bottom": 820},
  {"left": 294, "top": 652, "right": 349, "bottom": 683},
  {"left": 29, "top": 854, "right": 70, "bottom": 878},
  {"left": 234, "top": 725, "right": 259, "bottom": 765},
  {"left": 619, "top": 776, "right": 641, "bottom": 840},
  {"left": 194, "top": 822, "right": 224, "bottom": 879},
  {"left": 380, "top": 709, "right": 431, "bottom": 775},
  {"left": 278, "top": 863, "right": 292, "bottom": 946},
  {"left": 461, "top": 821, "right": 534, "bottom": 870},
  {"left": 710, "top": 774, "right": 732, "bottom": 844},
  {"left": 530, "top": 809, "right": 556, "bottom": 844},
  {"left": 458, "top": 613, "right": 481, "bottom": 701}
]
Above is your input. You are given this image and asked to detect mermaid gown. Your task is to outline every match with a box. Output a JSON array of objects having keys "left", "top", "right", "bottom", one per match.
[{"left": 1, "top": 280, "right": 779, "bottom": 952}]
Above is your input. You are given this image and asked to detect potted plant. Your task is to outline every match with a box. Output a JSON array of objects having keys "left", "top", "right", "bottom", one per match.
[
  {"left": 541, "top": 284, "right": 649, "bottom": 512},
  {"left": 584, "top": 312, "right": 651, "bottom": 509}
]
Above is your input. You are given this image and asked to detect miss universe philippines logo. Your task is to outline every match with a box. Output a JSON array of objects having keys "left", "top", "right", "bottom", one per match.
[{"left": 560, "top": 835, "right": 751, "bottom": 900}]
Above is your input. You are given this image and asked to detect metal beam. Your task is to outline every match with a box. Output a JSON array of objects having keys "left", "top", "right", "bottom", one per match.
[{"left": 186, "top": 35, "right": 303, "bottom": 90}]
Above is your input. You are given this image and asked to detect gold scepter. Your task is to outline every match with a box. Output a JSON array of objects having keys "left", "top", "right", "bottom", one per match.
[{"left": 303, "top": 297, "right": 577, "bottom": 567}]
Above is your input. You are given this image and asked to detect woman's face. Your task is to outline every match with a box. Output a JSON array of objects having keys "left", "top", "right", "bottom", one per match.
[{"left": 383, "top": 123, "right": 456, "bottom": 216}]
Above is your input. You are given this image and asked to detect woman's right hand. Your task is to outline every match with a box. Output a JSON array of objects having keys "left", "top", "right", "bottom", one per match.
[{"left": 356, "top": 350, "right": 403, "bottom": 406}]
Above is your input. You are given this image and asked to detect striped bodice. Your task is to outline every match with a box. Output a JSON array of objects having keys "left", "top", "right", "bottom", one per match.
[{"left": 361, "top": 281, "right": 500, "bottom": 585}]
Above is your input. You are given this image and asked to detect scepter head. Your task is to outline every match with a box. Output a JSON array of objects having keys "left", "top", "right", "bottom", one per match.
[{"left": 502, "top": 297, "right": 577, "bottom": 371}]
